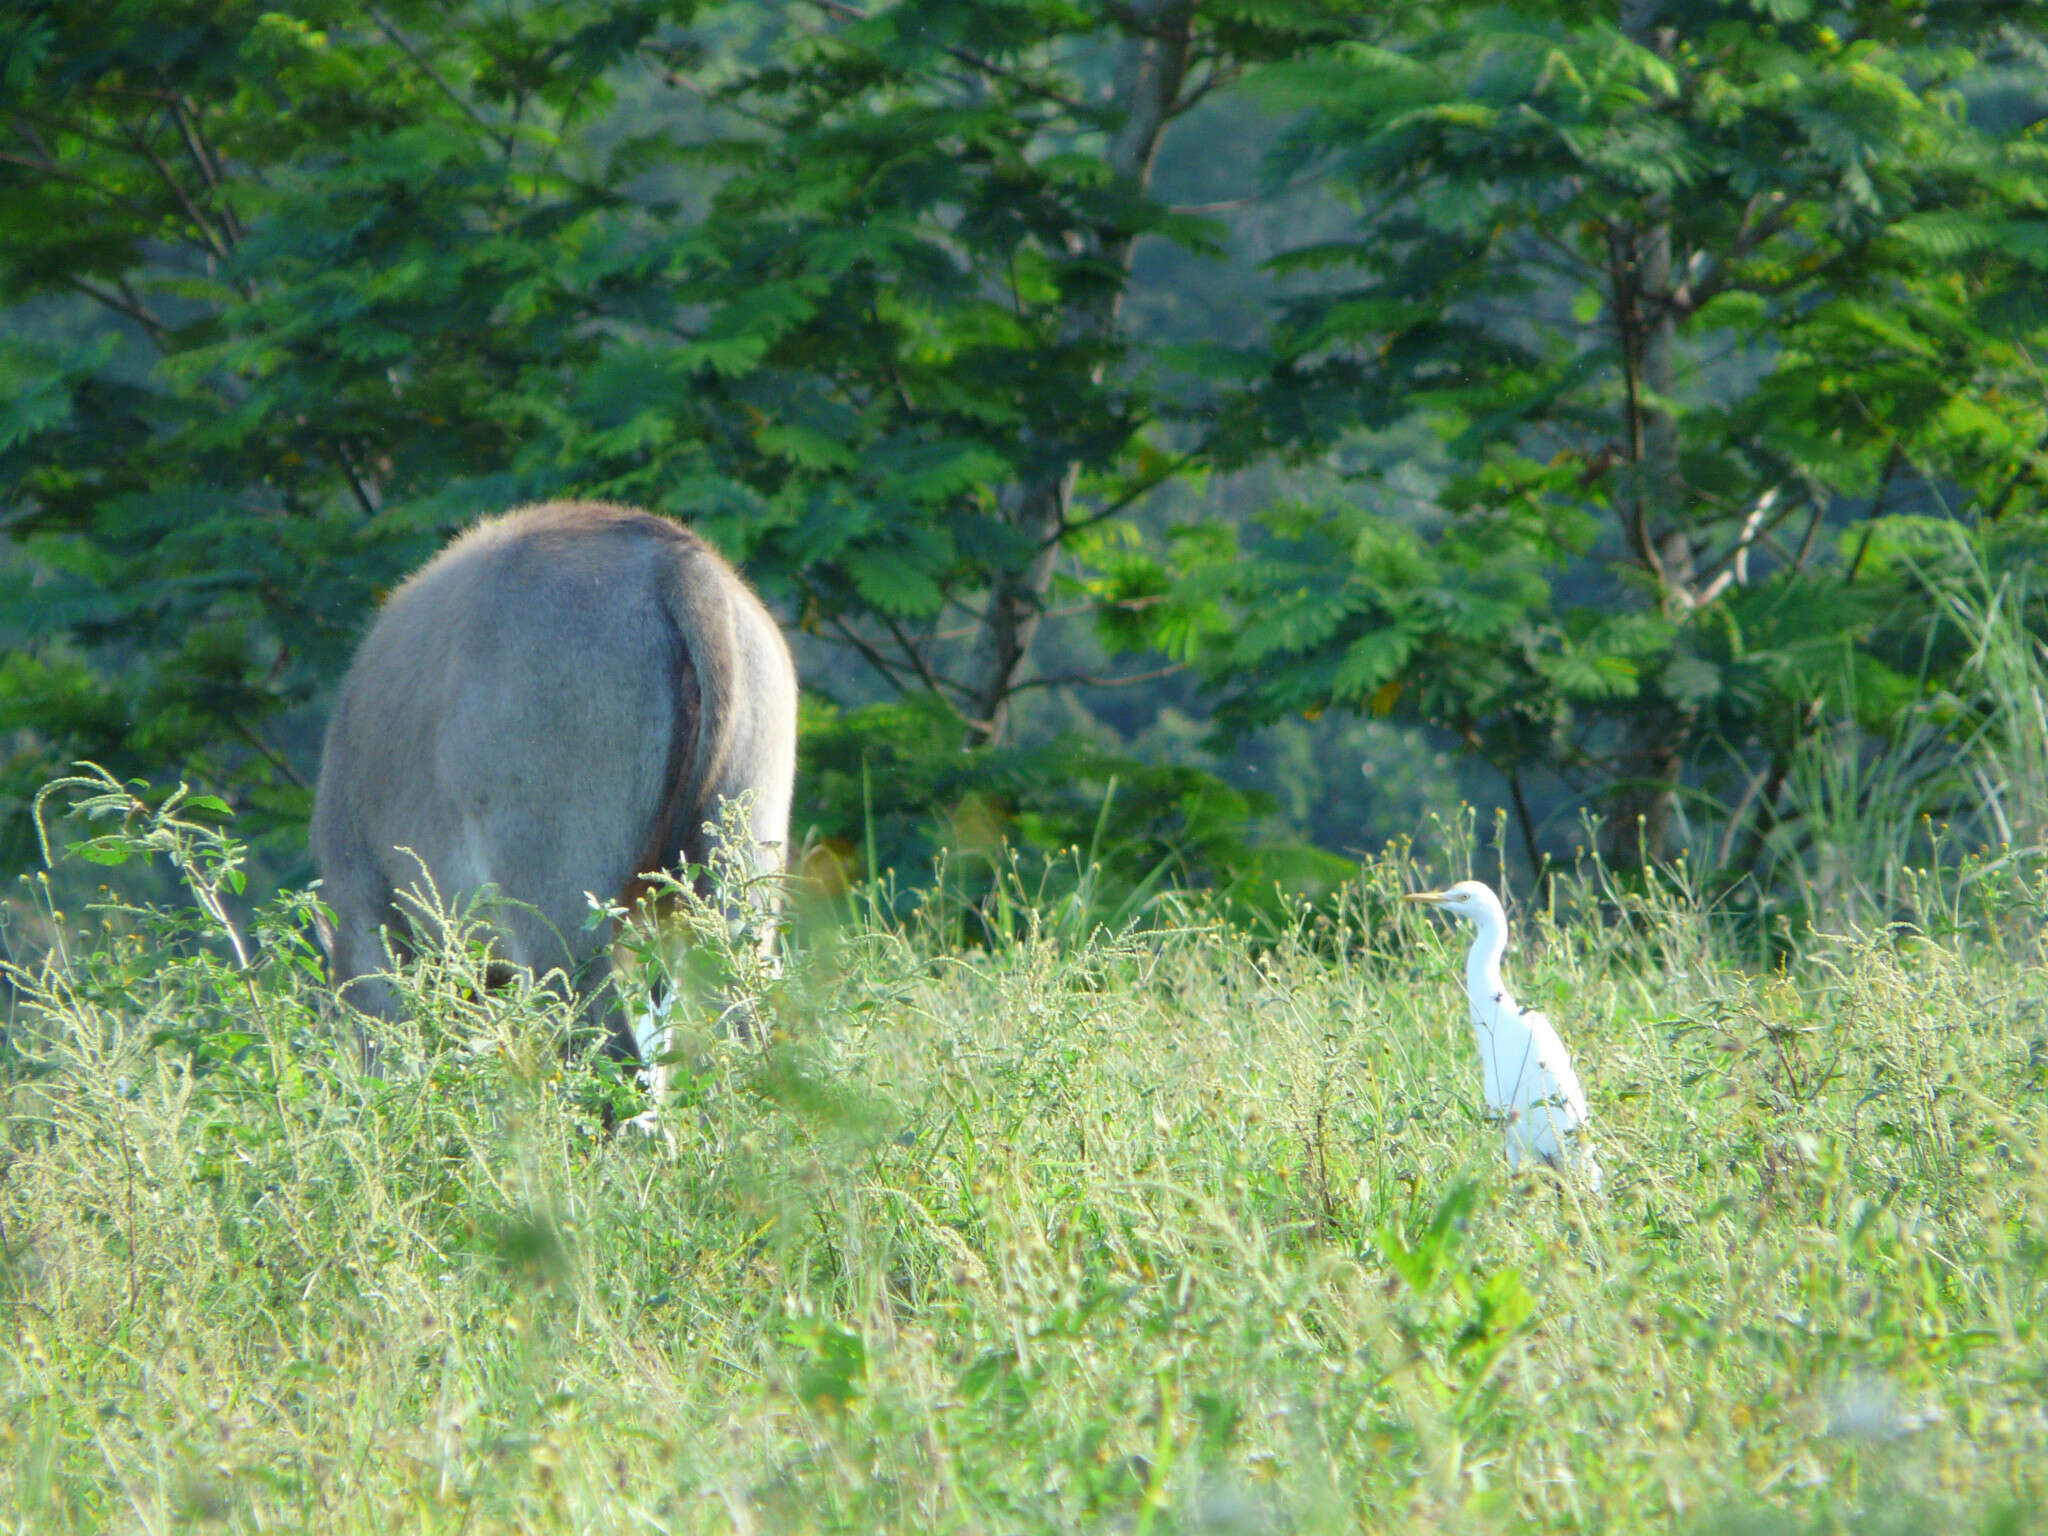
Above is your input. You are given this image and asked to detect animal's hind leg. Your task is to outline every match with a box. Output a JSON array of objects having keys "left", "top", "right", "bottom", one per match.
[
  {"left": 577, "top": 950, "right": 643, "bottom": 1066},
  {"left": 315, "top": 884, "right": 406, "bottom": 1075},
  {"left": 581, "top": 957, "right": 663, "bottom": 1095},
  {"left": 479, "top": 887, "right": 627, "bottom": 1056},
  {"left": 610, "top": 931, "right": 687, "bottom": 1144}
]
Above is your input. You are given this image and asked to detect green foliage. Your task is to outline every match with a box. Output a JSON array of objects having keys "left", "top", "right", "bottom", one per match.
[
  {"left": 0, "top": 0, "right": 710, "bottom": 868},
  {"left": 797, "top": 692, "right": 1354, "bottom": 936},
  {"left": 576, "top": 0, "right": 1359, "bottom": 736},
  {"left": 1180, "top": 0, "right": 2048, "bottom": 872},
  {"left": 0, "top": 0, "right": 1360, "bottom": 883},
  {"left": 12, "top": 0, "right": 2048, "bottom": 913}
]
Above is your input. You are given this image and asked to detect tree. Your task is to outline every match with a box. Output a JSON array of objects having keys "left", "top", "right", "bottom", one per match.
[
  {"left": 0, "top": 0, "right": 1354, "bottom": 878},
  {"left": 0, "top": 0, "right": 709, "bottom": 863},
  {"left": 563, "top": 0, "right": 1352, "bottom": 745},
  {"left": 1184, "top": 0, "right": 2048, "bottom": 869}
]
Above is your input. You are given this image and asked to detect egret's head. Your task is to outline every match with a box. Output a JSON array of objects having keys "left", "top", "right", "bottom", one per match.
[{"left": 1402, "top": 879, "right": 1506, "bottom": 925}]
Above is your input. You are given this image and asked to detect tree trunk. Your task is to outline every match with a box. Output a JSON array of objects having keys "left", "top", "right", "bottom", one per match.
[
  {"left": 1604, "top": 0, "right": 1690, "bottom": 867},
  {"left": 959, "top": 1, "right": 1195, "bottom": 745}
]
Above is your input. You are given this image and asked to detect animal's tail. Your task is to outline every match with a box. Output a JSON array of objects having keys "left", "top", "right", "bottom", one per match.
[{"left": 647, "top": 529, "right": 742, "bottom": 871}]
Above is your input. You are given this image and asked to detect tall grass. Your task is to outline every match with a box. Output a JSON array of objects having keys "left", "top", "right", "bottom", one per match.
[
  {"left": 1751, "top": 531, "right": 2048, "bottom": 932},
  {"left": 5, "top": 770, "right": 2048, "bottom": 1534}
]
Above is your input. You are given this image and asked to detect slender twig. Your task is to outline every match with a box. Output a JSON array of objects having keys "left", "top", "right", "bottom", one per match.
[
  {"left": 818, "top": 603, "right": 987, "bottom": 733},
  {"left": 1735, "top": 752, "right": 1794, "bottom": 885},
  {"left": 1664, "top": 195, "right": 1799, "bottom": 317},
  {"left": 1687, "top": 258, "right": 1829, "bottom": 313},
  {"left": 925, "top": 598, "right": 1101, "bottom": 643},
  {"left": 368, "top": 7, "right": 500, "bottom": 135},
  {"left": 1736, "top": 690, "right": 1827, "bottom": 882},
  {"left": 1982, "top": 426, "right": 2048, "bottom": 523},
  {"left": 329, "top": 441, "right": 381, "bottom": 519},
  {"left": 166, "top": 96, "right": 244, "bottom": 246},
  {"left": 875, "top": 608, "right": 967, "bottom": 702},
  {"left": 1047, "top": 446, "right": 1202, "bottom": 549},
  {"left": 1787, "top": 496, "right": 1828, "bottom": 577},
  {"left": 1169, "top": 173, "right": 1325, "bottom": 216},
  {"left": 1689, "top": 487, "right": 1787, "bottom": 604},
  {"left": 228, "top": 719, "right": 310, "bottom": 791},
  {"left": 1011, "top": 660, "right": 1187, "bottom": 693},
  {"left": 531, "top": 68, "right": 600, "bottom": 186},
  {"left": 14, "top": 110, "right": 146, "bottom": 160},
  {"left": 121, "top": 121, "right": 232, "bottom": 260},
  {"left": 1606, "top": 225, "right": 1665, "bottom": 583},
  {"left": 815, "top": 606, "right": 991, "bottom": 733},
  {"left": 796, "top": 0, "right": 1099, "bottom": 119},
  {"left": 1168, "top": 62, "right": 1239, "bottom": 119},
  {"left": 821, "top": 609, "right": 911, "bottom": 692},
  {"left": 1844, "top": 444, "right": 1906, "bottom": 587},
  {"left": 0, "top": 148, "right": 156, "bottom": 217},
  {"left": 1843, "top": 526, "right": 1878, "bottom": 587},
  {"left": 503, "top": 87, "right": 528, "bottom": 164},
  {"left": 884, "top": 353, "right": 917, "bottom": 413},
  {"left": 62, "top": 276, "right": 169, "bottom": 347},
  {"left": 1715, "top": 758, "right": 1773, "bottom": 870},
  {"left": 1526, "top": 227, "right": 1603, "bottom": 284}
]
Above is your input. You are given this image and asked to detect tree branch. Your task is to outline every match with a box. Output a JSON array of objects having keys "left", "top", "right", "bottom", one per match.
[
  {"left": 330, "top": 441, "right": 381, "bottom": 519},
  {"left": 1983, "top": 426, "right": 2048, "bottom": 523},
  {"left": 122, "top": 119, "right": 233, "bottom": 261},
  {"left": 368, "top": 7, "right": 501, "bottom": 136},
  {"left": 62, "top": 276, "right": 169, "bottom": 348},
  {"left": 1666, "top": 194, "right": 1799, "bottom": 317},
  {"left": 1687, "top": 486, "right": 1788, "bottom": 605},
  {"left": 875, "top": 607, "right": 966, "bottom": 701},
  {"left": 796, "top": 0, "right": 1099, "bottom": 119},
  {"left": 1010, "top": 660, "right": 1187, "bottom": 692},
  {"left": 815, "top": 601, "right": 993, "bottom": 732},
  {"left": 229, "top": 718, "right": 309, "bottom": 791},
  {"left": 0, "top": 146, "right": 156, "bottom": 219},
  {"left": 1505, "top": 762, "right": 1549, "bottom": 890},
  {"left": 1844, "top": 443, "right": 1906, "bottom": 586},
  {"left": 1170, "top": 173, "right": 1325, "bottom": 216},
  {"left": 1606, "top": 224, "right": 1665, "bottom": 583},
  {"left": 166, "top": 96, "right": 244, "bottom": 246},
  {"left": 1046, "top": 445, "right": 1201, "bottom": 549},
  {"left": 13, "top": 110, "right": 144, "bottom": 160},
  {"left": 1169, "top": 61, "right": 1239, "bottom": 118},
  {"left": 821, "top": 607, "right": 914, "bottom": 693},
  {"left": 1526, "top": 227, "right": 1604, "bottom": 285}
]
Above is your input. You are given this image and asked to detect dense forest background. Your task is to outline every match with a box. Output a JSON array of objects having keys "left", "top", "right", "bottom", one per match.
[{"left": 6, "top": 0, "right": 2048, "bottom": 915}]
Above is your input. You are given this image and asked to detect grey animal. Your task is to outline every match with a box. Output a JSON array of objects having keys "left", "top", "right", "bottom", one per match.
[{"left": 311, "top": 500, "right": 797, "bottom": 1087}]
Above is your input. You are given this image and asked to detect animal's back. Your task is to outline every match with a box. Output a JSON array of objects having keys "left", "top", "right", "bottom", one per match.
[{"left": 312, "top": 501, "right": 797, "bottom": 1025}]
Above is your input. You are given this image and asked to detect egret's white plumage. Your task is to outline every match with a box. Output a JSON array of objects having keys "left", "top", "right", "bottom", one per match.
[{"left": 1404, "top": 880, "right": 1602, "bottom": 1189}]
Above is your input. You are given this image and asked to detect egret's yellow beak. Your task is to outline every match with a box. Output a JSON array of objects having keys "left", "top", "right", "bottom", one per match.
[{"left": 1403, "top": 890, "right": 1449, "bottom": 905}]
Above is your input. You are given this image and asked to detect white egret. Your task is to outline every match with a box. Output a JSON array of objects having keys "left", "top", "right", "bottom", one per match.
[{"left": 1404, "top": 880, "right": 1602, "bottom": 1189}]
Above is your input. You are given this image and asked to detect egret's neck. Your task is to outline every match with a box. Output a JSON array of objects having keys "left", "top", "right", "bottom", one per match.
[{"left": 1466, "top": 920, "right": 1513, "bottom": 1021}]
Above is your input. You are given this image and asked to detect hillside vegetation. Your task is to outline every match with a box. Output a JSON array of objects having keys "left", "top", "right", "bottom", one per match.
[
  {"left": 4, "top": 793, "right": 2046, "bottom": 1534},
  {"left": 10, "top": 3, "right": 2048, "bottom": 888}
]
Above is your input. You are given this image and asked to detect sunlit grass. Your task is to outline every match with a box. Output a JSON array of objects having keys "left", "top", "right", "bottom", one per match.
[{"left": 4, "top": 786, "right": 2048, "bottom": 1532}]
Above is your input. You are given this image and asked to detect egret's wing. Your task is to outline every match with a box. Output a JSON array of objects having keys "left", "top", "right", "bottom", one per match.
[
  {"left": 1468, "top": 997, "right": 1602, "bottom": 1189},
  {"left": 1520, "top": 1010, "right": 1602, "bottom": 1189},
  {"left": 1472, "top": 1005, "right": 1586, "bottom": 1122},
  {"left": 1520, "top": 1009, "right": 1589, "bottom": 1126}
]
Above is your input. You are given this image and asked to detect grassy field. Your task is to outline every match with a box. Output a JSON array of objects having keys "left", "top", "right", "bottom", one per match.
[{"left": 5, "top": 800, "right": 2048, "bottom": 1534}]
